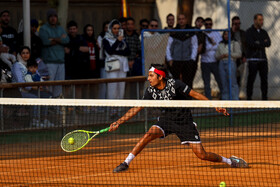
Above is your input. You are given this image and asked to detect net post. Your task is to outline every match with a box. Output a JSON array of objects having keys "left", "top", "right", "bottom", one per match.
[
  {"left": 144, "top": 108, "right": 148, "bottom": 132},
  {"left": 0, "top": 88, "right": 3, "bottom": 130},
  {"left": 136, "top": 82, "right": 140, "bottom": 99}
]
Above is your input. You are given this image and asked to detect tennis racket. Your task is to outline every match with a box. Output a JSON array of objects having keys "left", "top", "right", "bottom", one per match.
[{"left": 61, "top": 127, "right": 110, "bottom": 152}]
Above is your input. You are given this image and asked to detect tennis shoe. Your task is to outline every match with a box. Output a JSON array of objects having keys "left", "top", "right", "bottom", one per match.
[
  {"left": 230, "top": 156, "right": 249, "bottom": 168},
  {"left": 113, "top": 162, "right": 129, "bottom": 173}
]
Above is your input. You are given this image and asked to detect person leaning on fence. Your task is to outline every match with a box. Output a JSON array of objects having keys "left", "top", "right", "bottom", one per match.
[
  {"left": 139, "top": 19, "right": 160, "bottom": 41},
  {"left": 103, "top": 19, "right": 130, "bottom": 99},
  {"left": 166, "top": 13, "right": 198, "bottom": 90},
  {"left": 200, "top": 17, "right": 223, "bottom": 100},
  {"left": 39, "top": 8, "right": 69, "bottom": 98},
  {"left": 245, "top": 13, "right": 271, "bottom": 100},
  {"left": 109, "top": 64, "right": 249, "bottom": 173},
  {"left": 11, "top": 46, "right": 54, "bottom": 127},
  {"left": 215, "top": 31, "right": 241, "bottom": 100}
]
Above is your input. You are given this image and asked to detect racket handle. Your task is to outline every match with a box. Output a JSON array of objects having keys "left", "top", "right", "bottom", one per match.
[{"left": 100, "top": 127, "right": 110, "bottom": 133}]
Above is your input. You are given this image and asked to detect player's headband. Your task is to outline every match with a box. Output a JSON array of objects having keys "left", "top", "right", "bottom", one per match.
[{"left": 149, "top": 67, "right": 166, "bottom": 78}]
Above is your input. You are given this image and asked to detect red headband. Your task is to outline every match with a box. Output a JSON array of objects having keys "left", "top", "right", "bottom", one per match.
[{"left": 149, "top": 67, "right": 166, "bottom": 78}]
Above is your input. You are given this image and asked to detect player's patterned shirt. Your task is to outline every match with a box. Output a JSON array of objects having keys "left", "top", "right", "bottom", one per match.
[{"left": 143, "top": 79, "right": 193, "bottom": 122}]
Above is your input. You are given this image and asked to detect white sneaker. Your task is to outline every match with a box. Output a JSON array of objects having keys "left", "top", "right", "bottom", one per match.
[{"left": 43, "top": 119, "right": 55, "bottom": 127}]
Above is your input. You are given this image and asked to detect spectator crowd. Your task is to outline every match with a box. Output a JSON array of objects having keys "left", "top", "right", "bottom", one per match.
[{"left": 0, "top": 9, "right": 271, "bottom": 102}]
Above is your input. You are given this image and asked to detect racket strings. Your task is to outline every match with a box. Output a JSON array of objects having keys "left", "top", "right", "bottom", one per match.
[{"left": 61, "top": 131, "right": 90, "bottom": 152}]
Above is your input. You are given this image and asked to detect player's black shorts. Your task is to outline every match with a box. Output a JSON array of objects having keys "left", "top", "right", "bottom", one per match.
[{"left": 153, "top": 117, "right": 201, "bottom": 144}]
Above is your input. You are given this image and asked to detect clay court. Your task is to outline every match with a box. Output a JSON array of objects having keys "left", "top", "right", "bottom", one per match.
[{"left": 0, "top": 124, "right": 279, "bottom": 187}]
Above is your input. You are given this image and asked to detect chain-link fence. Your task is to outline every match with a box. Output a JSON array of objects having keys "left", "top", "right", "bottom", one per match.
[
  {"left": 142, "top": 0, "right": 280, "bottom": 100},
  {"left": 230, "top": 0, "right": 280, "bottom": 100}
]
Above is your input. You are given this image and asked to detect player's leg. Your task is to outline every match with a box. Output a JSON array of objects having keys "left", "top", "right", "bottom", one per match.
[
  {"left": 189, "top": 143, "right": 223, "bottom": 162},
  {"left": 113, "top": 126, "right": 164, "bottom": 173},
  {"left": 189, "top": 143, "right": 248, "bottom": 168}
]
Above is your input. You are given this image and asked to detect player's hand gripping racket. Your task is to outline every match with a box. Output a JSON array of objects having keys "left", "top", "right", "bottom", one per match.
[{"left": 61, "top": 127, "right": 110, "bottom": 152}]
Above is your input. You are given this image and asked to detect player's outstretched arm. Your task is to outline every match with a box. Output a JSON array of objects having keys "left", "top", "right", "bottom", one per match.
[
  {"left": 109, "top": 107, "right": 144, "bottom": 132},
  {"left": 189, "top": 90, "right": 229, "bottom": 116}
]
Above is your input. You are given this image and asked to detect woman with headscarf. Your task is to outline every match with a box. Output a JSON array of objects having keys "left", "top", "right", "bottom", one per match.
[
  {"left": 103, "top": 19, "right": 130, "bottom": 99},
  {"left": 215, "top": 31, "right": 241, "bottom": 100},
  {"left": 11, "top": 46, "right": 53, "bottom": 127}
]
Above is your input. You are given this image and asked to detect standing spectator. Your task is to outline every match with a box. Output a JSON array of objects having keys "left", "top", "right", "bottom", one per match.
[
  {"left": 119, "top": 17, "right": 127, "bottom": 32},
  {"left": 125, "top": 17, "right": 141, "bottom": 76},
  {"left": 194, "top": 17, "right": 206, "bottom": 58},
  {"left": 0, "top": 22, "right": 16, "bottom": 69},
  {"left": 140, "top": 19, "right": 160, "bottom": 40},
  {"left": 64, "top": 20, "right": 89, "bottom": 80},
  {"left": 231, "top": 16, "right": 246, "bottom": 87},
  {"left": 39, "top": 9, "right": 69, "bottom": 98},
  {"left": 97, "top": 21, "right": 109, "bottom": 99},
  {"left": 139, "top": 18, "right": 149, "bottom": 34},
  {"left": 83, "top": 24, "right": 100, "bottom": 79},
  {"left": 166, "top": 13, "right": 198, "bottom": 89},
  {"left": 245, "top": 13, "right": 271, "bottom": 100},
  {"left": 200, "top": 18, "right": 222, "bottom": 100},
  {"left": 18, "top": 19, "right": 43, "bottom": 60},
  {"left": 164, "top": 13, "right": 175, "bottom": 30},
  {"left": 215, "top": 31, "right": 241, "bottom": 100},
  {"left": 103, "top": 19, "right": 130, "bottom": 99},
  {"left": 0, "top": 10, "right": 18, "bottom": 56}
]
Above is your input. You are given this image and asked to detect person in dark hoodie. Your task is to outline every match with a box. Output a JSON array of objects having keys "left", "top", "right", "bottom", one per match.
[
  {"left": 245, "top": 13, "right": 271, "bottom": 100},
  {"left": 166, "top": 13, "right": 198, "bottom": 90}
]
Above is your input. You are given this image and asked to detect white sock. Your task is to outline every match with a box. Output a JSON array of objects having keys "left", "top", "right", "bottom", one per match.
[
  {"left": 221, "top": 156, "right": 232, "bottom": 165},
  {"left": 124, "top": 153, "right": 135, "bottom": 165}
]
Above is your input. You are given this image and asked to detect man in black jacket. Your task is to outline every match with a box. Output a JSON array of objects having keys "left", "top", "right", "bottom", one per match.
[
  {"left": 245, "top": 13, "right": 271, "bottom": 100},
  {"left": 0, "top": 10, "right": 18, "bottom": 55}
]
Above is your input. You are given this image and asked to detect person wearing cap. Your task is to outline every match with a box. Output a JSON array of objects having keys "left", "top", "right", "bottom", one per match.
[
  {"left": 39, "top": 9, "right": 69, "bottom": 98},
  {"left": 109, "top": 63, "right": 248, "bottom": 173},
  {"left": 0, "top": 10, "right": 18, "bottom": 55}
]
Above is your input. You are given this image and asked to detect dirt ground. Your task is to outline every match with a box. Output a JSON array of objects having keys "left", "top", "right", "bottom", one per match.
[{"left": 0, "top": 124, "right": 279, "bottom": 187}]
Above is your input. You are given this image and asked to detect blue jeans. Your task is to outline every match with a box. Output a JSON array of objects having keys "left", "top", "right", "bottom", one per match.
[
  {"left": 219, "top": 59, "right": 239, "bottom": 100},
  {"left": 46, "top": 63, "right": 65, "bottom": 97},
  {"left": 201, "top": 62, "right": 222, "bottom": 100}
]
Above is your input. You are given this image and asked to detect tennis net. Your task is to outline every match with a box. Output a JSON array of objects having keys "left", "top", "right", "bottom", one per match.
[{"left": 0, "top": 98, "right": 279, "bottom": 186}]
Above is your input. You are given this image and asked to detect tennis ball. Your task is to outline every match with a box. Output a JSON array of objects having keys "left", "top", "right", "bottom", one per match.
[
  {"left": 68, "top": 137, "right": 75, "bottom": 145},
  {"left": 219, "top": 181, "right": 226, "bottom": 187}
]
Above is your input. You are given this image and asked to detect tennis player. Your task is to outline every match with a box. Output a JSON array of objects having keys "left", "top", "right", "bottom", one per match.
[{"left": 109, "top": 64, "right": 248, "bottom": 173}]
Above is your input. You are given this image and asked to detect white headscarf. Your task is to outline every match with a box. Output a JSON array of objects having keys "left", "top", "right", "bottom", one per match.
[
  {"left": 104, "top": 19, "right": 121, "bottom": 45},
  {"left": 103, "top": 19, "right": 129, "bottom": 72}
]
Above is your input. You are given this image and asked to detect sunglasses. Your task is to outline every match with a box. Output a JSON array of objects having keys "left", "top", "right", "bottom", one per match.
[
  {"left": 141, "top": 24, "right": 148, "bottom": 28},
  {"left": 150, "top": 24, "right": 158, "bottom": 28}
]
